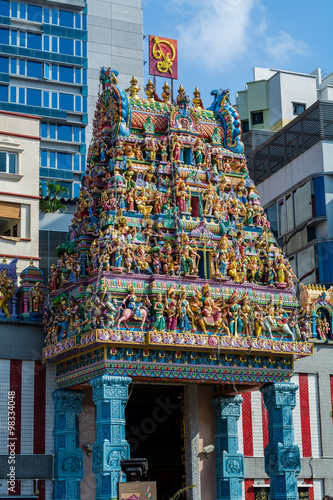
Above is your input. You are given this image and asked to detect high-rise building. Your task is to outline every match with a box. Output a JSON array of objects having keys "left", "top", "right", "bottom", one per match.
[{"left": 0, "top": 0, "right": 144, "bottom": 198}]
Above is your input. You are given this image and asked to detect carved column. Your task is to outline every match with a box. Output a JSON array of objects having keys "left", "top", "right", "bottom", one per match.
[
  {"left": 261, "top": 383, "right": 301, "bottom": 500},
  {"left": 90, "top": 375, "right": 132, "bottom": 500},
  {"left": 214, "top": 394, "right": 244, "bottom": 500},
  {"left": 53, "top": 389, "right": 84, "bottom": 500}
]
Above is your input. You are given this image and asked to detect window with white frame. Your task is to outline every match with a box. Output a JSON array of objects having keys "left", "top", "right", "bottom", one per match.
[{"left": 0, "top": 150, "right": 18, "bottom": 174}]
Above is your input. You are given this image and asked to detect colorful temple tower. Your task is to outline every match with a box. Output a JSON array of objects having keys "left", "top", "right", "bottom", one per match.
[{"left": 42, "top": 69, "right": 313, "bottom": 500}]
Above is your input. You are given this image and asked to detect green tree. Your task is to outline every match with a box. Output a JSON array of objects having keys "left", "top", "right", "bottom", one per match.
[{"left": 39, "top": 181, "right": 69, "bottom": 213}]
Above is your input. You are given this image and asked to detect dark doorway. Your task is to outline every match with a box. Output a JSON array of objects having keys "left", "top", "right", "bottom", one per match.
[{"left": 125, "top": 384, "right": 185, "bottom": 500}]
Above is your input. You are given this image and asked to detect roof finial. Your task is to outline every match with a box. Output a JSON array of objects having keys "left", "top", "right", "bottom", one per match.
[
  {"left": 161, "top": 81, "right": 171, "bottom": 104},
  {"left": 192, "top": 86, "right": 202, "bottom": 109},
  {"left": 129, "top": 75, "right": 140, "bottom": 99},
  {"left": 145, "top": 78, "right": 155, "bottom": 101}
]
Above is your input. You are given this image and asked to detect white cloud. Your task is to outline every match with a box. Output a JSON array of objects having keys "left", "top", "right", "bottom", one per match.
[
  {"left": 263, "top": 31, "right": 308, "bottom": 62},
  {"left": 172, "top": 0, "right": 259, "bottom": 69}
]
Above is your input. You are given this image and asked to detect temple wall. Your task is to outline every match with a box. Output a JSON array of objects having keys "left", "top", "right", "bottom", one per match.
[
  {"left": 79, "top": 387, "right": 96, "bottom": 500},
  {"left": 198, "top": 385, "right": 216, "bottom": 500}
]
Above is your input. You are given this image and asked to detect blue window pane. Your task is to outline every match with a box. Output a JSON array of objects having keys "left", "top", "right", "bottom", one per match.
[
  {"left": 59, "top": 37, "right": 73, "bottom": 55},
  {"left": 58, "top": 152, "right": 72, "bottom": 170},
  {"left": 83, "top": 96, "right": 87, "bottom": 112},
  {"left": 19, "top": 59, "right": 25, "bottom": 75},
  {"left": 75, "top": 95, "right": 81, "bottom": 112},
  {"left": 73, "top": 183, "right": 80, "bottom": 197},
  {"left": 0, "top": 0, "right": 9, "bottom": 16},
  {"left": 82, "top": 14, "right": 86, "bottom": 30},
  {"left": 57, "top": 124, "right": 72, "bottom": 141},
  {"left": 75, "top": 40, "right": 81, "bottom": 56},
  {"left": 41, "top": 150, "right": 47, "bottom": 167},
  {"left": 43, "top": 62, "right": 50, "bottom": 79},
  {"left": 11, "top": 1, "right": 17, "bottom": 16},
  {"left": 10, "top": 86, "right": 16, "bottom": 103},
  {"left": 27, "top": 5, "right": 42, "bottom": 22},
  {"left": 59, "top": 65, "right": 73, "bottom": 83},
  {"left": 73, "top": 127, "right": 79, "bottom": 142},
  {"left": 81, "top": 155, "right": 85, "bottom": 172},
  {"left": 27, "top": 88, "right": 41, "bottom": 106},
  {"left": 51, "top": 65, "right": 57, "bottom": 80},
  {"left": 52, "top": 9, "right": 57, "bottom": 24},
  {"left": 52, "top": 36, "right": 57, "bottom": 52},
  {"left": 27, "top": 61, "right": 42, "bottom": 78},
  {"left": 43, "top": 91, "right": 49, "bottom": 107},
  {"left": 10, "top": 59, "right": 16, "bottom": 74},
  {"left": 27, "top": 33, "right": 42, "bottom": 50},
  {"left": 0, "top": 56, "right": 9, "bottom": 73},
  {"left": 19, "top": 31, "right": 25, "bottom": 47},
  {"left": 74, "top": 13, "right": 81, "bottom": 29},
  {"left": 44, "top": 35, "right": 49, "bottom": 51},
  {"left": 51, "top": 92, "right": 57, "bottom": 108},
  {"left": 59, "top": 93, "right": 73, "bottom": 111},
  {"left": 0, "top": 85, "right": 8, "bottom": 102},
  {"left": 81, "top": 128, "right": 85, "bottom": 143},
  {"left": 44, "top": 7, "right": 49, "bottom": 23},
  {"left": 73, "top": 155, "right": 79, "bottom": 170},
  {"left": 20, "top": 3, "right": 25, "bottom": 18},
  {"left": 59, "top": 10, "right": 73, "bottom": 28},
  {"left": 50, "top": 151, "right": 55, "bottom": 168},
  {"left": 41, "top": 122, "right": 47, "bottom": 137},
  {"left": 50, "top": 123, "right": 56, "bottom": 138},
  {"left": 11, "top": 30, "right": 17, "bottom": 45},
  {"left": 83, "top": 69, "right": 87, "bottom": 85},
  {"left": 19, "top": 87, "right": 24, "bottom": 103},
  {"left": 0, "top": 28, "right": 9, "bottom": 45},
  {"left": 74, "top": 68, "right": 81, "bottom": 84},
  {"left": 82, "top": 42, "right": 86, "bottom": 57}
]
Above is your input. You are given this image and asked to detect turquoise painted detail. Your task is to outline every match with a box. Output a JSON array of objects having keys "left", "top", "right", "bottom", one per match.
[
  {"left": 53, "top": 389, "right": 84, "bottom": 500},
  {"left": 90, "top": 375, "right": 132, "bottom": 500},
  {"left": 261, "top": 383, "right": 301, "bottom": 500},
  {"left": 214, "top": 394, "right": 244, "bottom": 500},
  {"left": 208, "top": 89, "right": 244, "bottom": 154}
]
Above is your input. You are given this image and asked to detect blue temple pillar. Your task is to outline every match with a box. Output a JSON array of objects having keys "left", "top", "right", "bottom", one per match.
[
  {"left": 214, "top": 394, "right": 244, "bottom": 500},
  {"left": 261, "top": 383, "right": 301, "bottom": 500},
  {"left": 53, "top": 389, "right": 84, "bottom": 500},
  {"left": 90, "top": 375, "right": 132, "bottom": 500}
]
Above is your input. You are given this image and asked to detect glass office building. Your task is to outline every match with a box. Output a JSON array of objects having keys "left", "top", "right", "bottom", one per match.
[{"left": 0, "top": 0, "right": 87, "bottom": 198}]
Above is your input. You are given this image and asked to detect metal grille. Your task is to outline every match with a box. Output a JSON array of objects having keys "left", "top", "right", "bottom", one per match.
[{"left": 247, "top": 100, "right": 333, "bottom": 184}]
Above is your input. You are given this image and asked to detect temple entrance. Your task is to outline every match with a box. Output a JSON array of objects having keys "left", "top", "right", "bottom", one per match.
[{"left": 125, "top": 384, "right": 185, "bottom": 500}]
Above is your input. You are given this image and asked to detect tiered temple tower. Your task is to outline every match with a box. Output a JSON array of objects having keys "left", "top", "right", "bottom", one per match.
[{"left": 42, "top": 69, "right": 313, "bottom": 500}]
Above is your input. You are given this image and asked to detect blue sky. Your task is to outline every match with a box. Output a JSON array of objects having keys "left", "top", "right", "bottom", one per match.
[{"left": 142, "top": 0, "right": 333, "bottom": 107}]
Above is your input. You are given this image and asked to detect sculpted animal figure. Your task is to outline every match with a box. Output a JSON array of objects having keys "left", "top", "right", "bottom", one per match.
[
  {"left": 263, "top": 314, "right": 296, "bottom": 341},
  {"left": 117, "top": 296, "right": 151, "bottom": 331}
]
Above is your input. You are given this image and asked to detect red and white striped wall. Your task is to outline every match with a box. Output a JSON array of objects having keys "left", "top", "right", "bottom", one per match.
[
  {"left": 0, "top": 360, "right": 56, "bottom": 499},
  {"left": 237, "top": 373, "right": 324, "bottom": 500}
]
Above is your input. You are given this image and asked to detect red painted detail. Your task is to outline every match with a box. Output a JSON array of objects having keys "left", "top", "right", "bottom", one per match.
[
  {"left": 261, "top": 394, "right": 269, "bottom": 452},
  {"left": 304, "top": 479, "right": 314, "bottom": 500},
  {"left": 0, "top": 110, "right": 41, "bottom": 120},
  {"left": 299, "top": 374, "right": 312, "bottom": 457},
  {"left": 0, "top": 130, "right": 41, "bottom": 140},
  {"left": 244, "top": 479, "right": 255, "bottom": 500},
  {"left": 34, "top": 362, "right": 46, "bottom": 455},
  {"left": 330, "top": 375, "right": 333, "bottom": 423},
  {"left": 242, "top": 392, "right": 253, "bottom": 456},
  {"left": 0, "top": 191, "right": 40, "bottom": 199},
  {"left": 9, "top": 360, "right": 22, "bottom": 495}
]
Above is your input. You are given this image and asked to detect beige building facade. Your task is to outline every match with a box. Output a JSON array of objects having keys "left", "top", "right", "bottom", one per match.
[{"left": 0, "top": 110, "right": 41, "bottom": 275}]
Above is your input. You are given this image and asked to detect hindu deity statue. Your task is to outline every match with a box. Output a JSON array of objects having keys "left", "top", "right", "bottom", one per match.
[
  {"left": 165, "top": 287, "right": 178, "bottom": 331},
  {"left": 178, "top": 288, "right": 192, "bottom": 333},
  {"left": 193, "top": 138, "right": 205, "bottom": 167},
  {"left": 171, "top": 134, "right": 183, "bottom": 162},
  {"left": 30, "top": 282, "right": 44, "bottom": 313},
  {"left": 227, "top": 291, "right": 243, "bottom": 337},
  {"left": 153, "top": 293, "right": 166, "bottom": 332},
  {"left": 0, "top": 270, "right": 15, "bottom": 318}
]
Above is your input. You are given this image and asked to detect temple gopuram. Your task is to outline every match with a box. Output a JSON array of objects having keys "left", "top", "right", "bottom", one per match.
[{"left": 42, "top": 68, "right": 314, "bottom": 500}]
